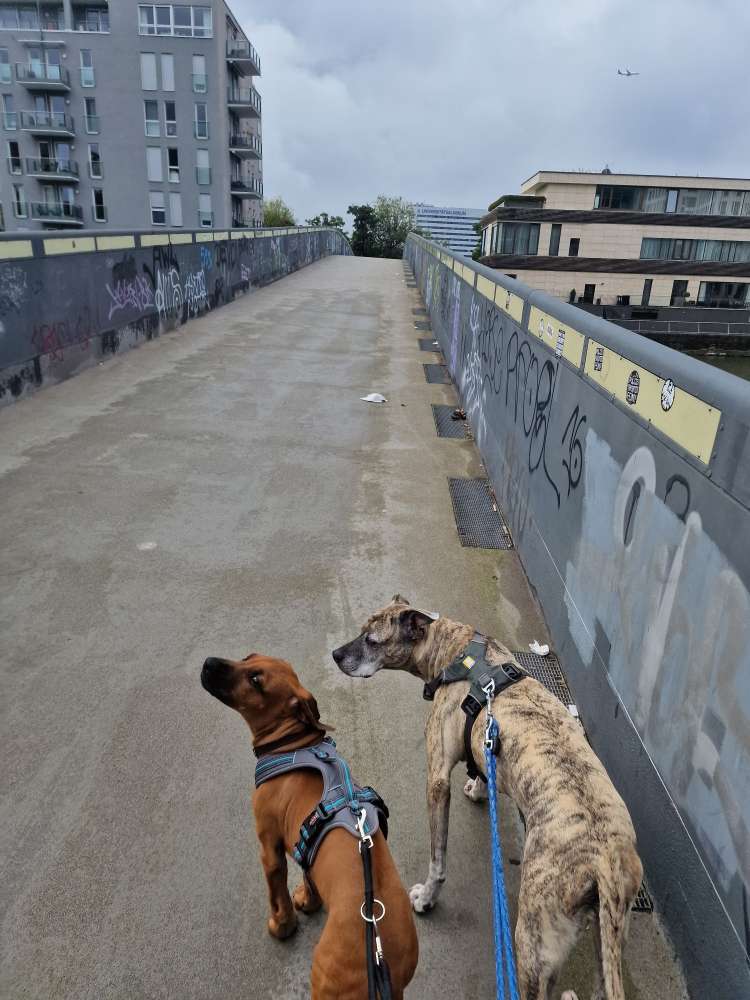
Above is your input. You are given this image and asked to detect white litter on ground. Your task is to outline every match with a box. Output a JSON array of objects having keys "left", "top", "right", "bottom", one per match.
[
  {"left": 360, "top": 393, "right": 388, "bottom": 404},
  {"left": 529, "top": 640, "right": 550, "bottom": 656},
  {"left": 137, "top": 542, "right": 157, "bottom": 551}
]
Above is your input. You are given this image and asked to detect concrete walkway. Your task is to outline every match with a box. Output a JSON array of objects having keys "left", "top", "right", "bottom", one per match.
[{"left": 0, "top": 256, "right": 686, "bottom": 999}]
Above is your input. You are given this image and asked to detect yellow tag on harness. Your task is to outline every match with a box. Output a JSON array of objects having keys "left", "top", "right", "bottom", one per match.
[{"left": 462, "top": 656, "right": 476, "bottom": 669}]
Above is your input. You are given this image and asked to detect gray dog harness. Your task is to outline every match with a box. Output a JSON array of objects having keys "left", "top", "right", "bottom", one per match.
[{"left": 254, "top": 737, "right": 389, "bottom": 870}]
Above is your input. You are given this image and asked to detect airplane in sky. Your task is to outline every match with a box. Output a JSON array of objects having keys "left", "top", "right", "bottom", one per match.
[{"left": 617, "top": 68, "right": 640, "bottom": 76}]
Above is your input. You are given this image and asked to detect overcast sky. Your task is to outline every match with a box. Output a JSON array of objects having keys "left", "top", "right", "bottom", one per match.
[{"left": 231, "top": 0, "right": 748, "bottom": 228}]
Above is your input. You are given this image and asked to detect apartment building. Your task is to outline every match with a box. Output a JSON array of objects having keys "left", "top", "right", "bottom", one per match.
[
  {"left": 414, "top": 203, "right": 483, "bottom": 257},
  {"left": 0, "top": 0, "right": 262, "bottom": 232},
  {"left": 479, "top": 171, "right": 750, "bottom": 308}
]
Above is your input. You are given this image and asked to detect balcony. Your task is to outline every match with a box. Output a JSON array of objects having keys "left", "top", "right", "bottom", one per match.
[
  {"left": 226, "top": 39, "right": 261, "bottom": 76},
  {"left": 230, "top": 177, "right": 263, "bottom": 199},
  {"left": 30, "top": 202, "right": 84, "bottom": 227},
  {"left": 26, "top": 157, "right": 79, "bottom": 181},
  {"left": 20, "top": 111, "right": 75, "bottom": 137},
  {"left": 16, "top": 65, "right": 71, "bottom": 92},
  {"left": 227, "top": 86, "right": 261, "bottom": 118},
  {"left": 229, "top": 133, "right": 262, "bottom": 159}
]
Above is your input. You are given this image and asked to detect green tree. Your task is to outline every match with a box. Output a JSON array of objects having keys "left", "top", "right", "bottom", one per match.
[
  {"left": 262, "top": 196, "right": 296, "bottom": 227},
  {"left": 471, "top": 222, "right": 484, "bottom": 261},
  {"left": 347, "top": 203, "right": 377, "bottom": 256},
  {"left": 373, "top": 195, "right": 415, "bottom": 258},
  {"left": 306, "top": 212, "right": 345, "bottom": 229}
]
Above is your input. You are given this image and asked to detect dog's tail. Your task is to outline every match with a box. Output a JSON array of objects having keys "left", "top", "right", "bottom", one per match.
[{"left": 594, "top": 845, "right": 642, "bottom": 1000}]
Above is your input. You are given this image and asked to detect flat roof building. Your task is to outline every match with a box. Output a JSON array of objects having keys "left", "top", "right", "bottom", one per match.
[
  {"left": 479, "top": 171, "right": 750, "bottom": 308},
  {"left": 414, "top": 203, "right": 483, "bottom": 258},
  {"left": 0, "top": 0, "right": 262, "bottom": 232}
]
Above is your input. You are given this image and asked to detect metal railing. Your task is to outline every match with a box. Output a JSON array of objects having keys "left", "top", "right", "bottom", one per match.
[
  {"left": 73, "top": 11, "right": 110, "bottom": 32},
  {"left": 230, "top": 177, "right": 263, "bottom": 196},
  {"left": 228, "top": 133, "right": 261, "bottom": 155},
  {"left": 16, "top": 64, "right": 70, "bottom": 87},
  {"left": 20, "top": 111, "right": 75, "bottom": 132},
  {"left": 30, "top": 202, "right": 83, "bottom": 222},
  {"left": 227, "top": 86, "right": 261, "bottom": 114},
  {"left": 26, "top": 157, "right": 79, "bottom": 178},
  {"left": 226, "top": 39, "right": 261, "bottom": 73}
]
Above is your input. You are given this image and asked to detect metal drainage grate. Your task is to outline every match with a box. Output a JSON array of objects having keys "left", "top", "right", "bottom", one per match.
[
  {"left": 424, "top": 363, "right": 452, "bottom": 384},
  {"left": 514, "top": 651, "right": 573, "bottom": 705},
  {"left": 448, "top": 478, "right": 514, "bottom": 549},
  {"left": 419, "top": 338, "right": 442, "bottom": 352},
  {"left": 433, "top": 404, "right": 469, "bottom": 439},
  {"left": 412, "top": 307, "right": 427, "bottom": 315},
  {"left": 632, "top": 883, "right": 654, "bottom": 913}
]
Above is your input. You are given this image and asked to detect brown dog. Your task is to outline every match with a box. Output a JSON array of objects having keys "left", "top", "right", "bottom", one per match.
[{"left": 201, "top": 653, "right": 418, "bottom": 999}]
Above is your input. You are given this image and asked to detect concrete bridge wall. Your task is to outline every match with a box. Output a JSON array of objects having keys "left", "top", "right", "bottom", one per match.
[
  {"left": 405, "top": 234, "right": 750, "bottom": 999},
  {"left": 0, "top": 226, "right": 351, "bottom": 405}
]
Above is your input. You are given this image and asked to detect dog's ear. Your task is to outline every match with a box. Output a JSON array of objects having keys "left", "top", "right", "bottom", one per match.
[
  {"left": 391, "top": 593, "right": 411, "bottom": 605},
  {"left": 399, "top": 608, "right": 434, "bottom": 641},
  {"left": 291, "top": 692, "right": 333, "bottom": 734}
]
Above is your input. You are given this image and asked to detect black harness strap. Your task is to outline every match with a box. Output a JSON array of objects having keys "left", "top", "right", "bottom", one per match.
[{"left": 422, "top": 638, "right": 525, "bottom": 782}]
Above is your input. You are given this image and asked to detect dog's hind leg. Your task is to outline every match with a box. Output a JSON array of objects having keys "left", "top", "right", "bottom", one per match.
[{"left": 516, "top": 882, "right": 581, "bottom": 1000}]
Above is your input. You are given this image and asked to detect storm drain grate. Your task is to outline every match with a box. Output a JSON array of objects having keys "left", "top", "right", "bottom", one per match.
[
  {"left": 433, "top": 404, "right": 469, "bottom": 439},
  {"left": 414, "top": 320, "right": 432, "bottom": 331},
  {"left": 632, "top": 883, "right": 654, "bottom": 913},
  {"left": 448, "top": 478, "right": 514, "bottom": 549},
  {"left": 412, "top": 307, "right": 427, "bottom": 315},
  {"left": 514, "top": 651, "right": 573, "bottom": 705},
  {"left": 424, "top": 363, "right": 452, "bottom": 384},
  {"left": 419, "top": 338, "right": 442, "bottom": 352}
]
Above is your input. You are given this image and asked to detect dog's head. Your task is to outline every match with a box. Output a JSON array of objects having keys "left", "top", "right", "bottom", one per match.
[
  {"left": 201, "top": 653, "right": 328, "bottom": 750},
  {"left": 331, "top": 595, "right": 436, "bottom": 678}
]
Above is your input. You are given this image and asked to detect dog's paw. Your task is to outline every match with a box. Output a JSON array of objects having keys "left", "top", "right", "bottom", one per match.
[
  {"left": 409, "top": 883, "right": 436, "bottom": 914},
  {"left": 292, "top": 881, "right": 322, "bottom": 915},
  {"left": 267, "top": 912, "right": 298, "bottom": 940},
  {"left": 463, "top": 776, "right": 488, "bottom": 802}
]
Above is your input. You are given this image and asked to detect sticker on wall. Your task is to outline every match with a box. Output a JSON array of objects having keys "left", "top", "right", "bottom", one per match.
[
  {"left": 555, "top": 329, "right": 566, "bottom": 357},
  {"left": 546, "top": 322, "right": 554, "bottom": 340},
  {"left": 505, "top": 291, "right": 511, "bottom": 310},
  {"left": 626, "top": 370, "right": 640, "bottom": 405},
  {"left": 660, "top": 378, "right": 676, "bottom": 412},
  {"left": 539, "top": 316, "right": 545, "bottom": 336},
  {"left": 594, "top": 346, "right": 604, "bottom": 372}
]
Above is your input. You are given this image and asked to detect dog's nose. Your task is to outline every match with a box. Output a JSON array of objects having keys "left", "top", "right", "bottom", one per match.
[
  {"left": 203, "top": 657, "right": 224, "bottom": 671},
  {"left": 331, "top": 647, "right": 344, "bottom": 665}
]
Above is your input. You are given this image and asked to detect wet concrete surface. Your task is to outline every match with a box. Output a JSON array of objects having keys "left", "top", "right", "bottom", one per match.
[{"left": 0, "top": 256, "right": 687, "bottom": 998}]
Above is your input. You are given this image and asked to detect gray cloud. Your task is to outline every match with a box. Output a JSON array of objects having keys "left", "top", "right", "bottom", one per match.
[{"left": 231, "top": 0, "right": 749, "bottom": 226}]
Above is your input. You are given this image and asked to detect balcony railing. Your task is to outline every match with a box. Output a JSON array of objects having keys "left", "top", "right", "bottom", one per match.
[
  {"left": 195, "top": 166, "right": 211, "bottom": 184},
  {"left": 26, "top": 157, "right": 79, "bottom": 179},
  {"left": 227, "top": 86, "right": 261, "bottom": 115},
  {"left": 16, "top": 65, "right": 71, "bottom": 89},
  {"left": 192, "top": 74, "right": 207, "bottom": 93},
  {"left": 226, "top": 39, "right": 261, "bottom": 75},
  {"left": 30, "top": 202, "right": 84, "bottom": 224},
  {"left": 73, "top": 10, "right": 110, "bottom": 32},
  {"left": 20, "top": 111, "right": 75, "bottom": 134},
  {"left": 198, "top": 210, "right": 213, "bottom": 228},
  {"left": 229, "top": 133, "right": 262, "bottom": 157},
  {"left": 230, "top": 177, "right": 263, "bottom": 197}
]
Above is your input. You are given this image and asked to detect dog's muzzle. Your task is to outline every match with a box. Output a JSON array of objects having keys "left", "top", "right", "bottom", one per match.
[{"left": 201, "top": 657, "right": 236, "bottom": 704}]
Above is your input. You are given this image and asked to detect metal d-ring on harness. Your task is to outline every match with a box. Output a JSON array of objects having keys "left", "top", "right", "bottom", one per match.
[{"left": 356, "top": 809, "right": 393, "bottom": 1000}]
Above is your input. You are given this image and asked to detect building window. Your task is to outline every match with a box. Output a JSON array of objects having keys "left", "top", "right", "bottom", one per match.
[
  {"left": 92, "top": 188, "right": 107, "bottom": 222},
  {"left": 196, "top": 147, "right": 210, "bottom": 184},
  {"left": 169, "top": 191, "right": 182, "bottom": 227},
  {"left": 698, "top": 281, "right": 750, "bottom": 306},
  {"left": 7, "top": 139, "right": 21, "bottom": 174},
  {"left": 88, "top": 142, "right": 102, "bottom": 178},
  {"left": 582, "top": 284, "right": 596, "bottom": 303},
  {"left": 568, "top": 237, "right": 580, "bottom": 257},
  {"left": 74, "top": 7, "right": 110, "bottom": 32},
  {"left": 641, "top": 279, "right": 652, "bottom": 306},
  {"left": 198, "top": 192, "right": 212, "bottom": 227},
  {"left": 80, "top": 50, "right": 95, "bottom": 86},
  {"left": 3, "top": 94, "right": 17, "bottom": 130},
  {"left": 548, "top": 224, "right": 561, "bottom": 257},
  {"left": 138, "top": 5, "right": 213, "bottom": 38},
  {"left": 670, "top": 280, "right": 689, "bottom": 306},
  {"left": 164, "top": 100, "right": 177, "bottom": 136},
  {"left": 13, "top": 184, "right": 26, "bottom": 218},
  {"left": 498, "top": 223, "right": 539, "bottom": 255},
  {"left": 640, "top": 237, "right": 750, "bottom": 264},
  {"left": 84, "top": 98, "right": 99, "bottom": 134},
  {"left": 665, "top": 189, "right": 678, "bottom": 213},
  {"left": 0, "top": 49, "right": 10, "bottom": 85},
  {"left": 161, "top": 53, "right": 175, "bottom": 91},
  {"left": 150, "top": 191, "right": 166, "bottom": 225},
  {"left": 167, "top": 146, "right": 179, "bottom": 182},
  {"left": 146, "top": 146, "right": 162, "bottom": 182},
  {"left": 144, "top": 99, "right": 160, "bottom": 136},
  {"left": 676, "top": 189, "right": 713, "bottom": 215},
  {"left": 194, "top": 102, "right": 208, "bottom": 139},
  {"left": 192, "top": 54, "right": 206, "bottom": 92},
  {"left": 140, "top": 53, "right": 157, "bottom": 90},
  {"left": 711, "top": 190, "right": 745, "bottom": 216}
]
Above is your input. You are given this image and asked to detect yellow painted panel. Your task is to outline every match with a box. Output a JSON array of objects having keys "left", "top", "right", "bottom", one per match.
[
  {"left": 196, "top": 232, "right": 214, "bottom": 242},
  {"left": 43, "top": 236, "right": 96, "bottom": 255},
  {"left": 232, "top": 230, "right": 254, "bottom": 239},
  {"left": 96, "top": 235, "right": 135, "bottom": 251},
  {"left": 584, "top": 340, "right": 721, "bottom": 463},
  {"left": 0, "top": 240, "right": 33, "bottom": 260},
  {"left": 169, "top": 232, "right": 192, "bottom": 245},
  {"left": 140, "top": 233, "right": 169, "bottom": 247},
  {"left": 494, "top": 284, "right": 524, "bottom": 324},
  {"left": 213, "top": 231, "right": 229, "bottom": 241},
  {"left": 461, "top": 264, "right": 475, "bottom": 286},
  {"left": 476, "top": 274, "right": 496, "bottom": 301},
  {"left": 528, "top": 306, "right": 585, "bottom": 368}
]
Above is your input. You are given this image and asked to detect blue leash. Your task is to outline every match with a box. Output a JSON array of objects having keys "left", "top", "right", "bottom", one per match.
[{"left": 483, "top": 684, "right": 520, "bottom": 1000}]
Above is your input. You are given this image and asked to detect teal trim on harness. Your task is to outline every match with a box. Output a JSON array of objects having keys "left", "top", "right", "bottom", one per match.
[{"left": 254, "top": 737, "right": 389, "bottom": 870}]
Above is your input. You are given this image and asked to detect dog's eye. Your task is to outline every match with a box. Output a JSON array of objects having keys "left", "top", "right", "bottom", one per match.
[
  {"left": 249, "top": 673, "right": 263, "bottom": 690},
  {"left": 365, "top": 634, "right": 380, "bottom": 647}
]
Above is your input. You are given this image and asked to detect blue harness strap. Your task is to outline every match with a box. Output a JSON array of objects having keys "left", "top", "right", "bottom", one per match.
[{"left": 254, "top": 737, "right": 389, "bottom": 870}]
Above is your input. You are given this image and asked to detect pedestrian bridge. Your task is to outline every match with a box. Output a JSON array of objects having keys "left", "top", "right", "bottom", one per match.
[{"left": 1, "top": 229, "right": 748, "bottom": 999}]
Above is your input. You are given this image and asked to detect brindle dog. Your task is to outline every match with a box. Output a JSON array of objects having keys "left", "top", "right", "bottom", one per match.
[{"left": 332, "top": 596, "right": 642, "bottom": 1000}]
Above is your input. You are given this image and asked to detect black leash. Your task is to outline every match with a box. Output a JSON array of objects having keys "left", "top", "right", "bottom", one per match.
[{"left": 357, "top": 810, "right": 393, "bottom": 1000}]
